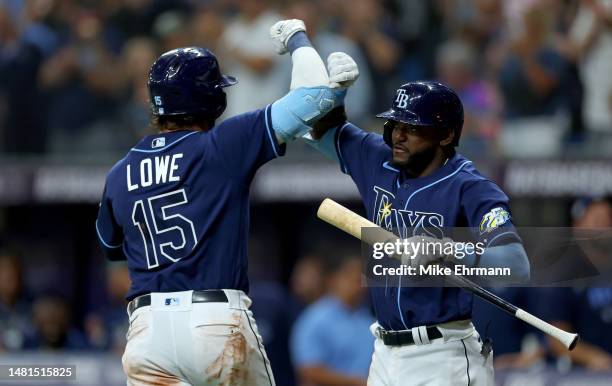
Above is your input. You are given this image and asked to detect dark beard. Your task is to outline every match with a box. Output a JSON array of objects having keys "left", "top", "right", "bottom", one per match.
[{"left": 392, "top": 145, "right": 438, "bottom": 177}]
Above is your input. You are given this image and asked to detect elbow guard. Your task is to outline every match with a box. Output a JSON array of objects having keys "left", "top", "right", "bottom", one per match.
[{"left": 271, "top": 87, "right": 340, "bottom": 142}]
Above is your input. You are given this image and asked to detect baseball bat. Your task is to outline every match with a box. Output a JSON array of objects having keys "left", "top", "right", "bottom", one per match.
[{"left": 317, "top": 198, "right": 579, "bottom": 351}]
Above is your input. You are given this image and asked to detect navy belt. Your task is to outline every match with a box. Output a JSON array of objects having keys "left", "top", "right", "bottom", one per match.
[
  {"left": 378, "top": 326, "right": 442, "bottom": 346},
  {"left": 128, "top": 290, "right": 228, "bottom": 316}
]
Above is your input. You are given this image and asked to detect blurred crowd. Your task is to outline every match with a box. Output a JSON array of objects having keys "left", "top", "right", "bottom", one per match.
[
  {"left": 1, "top": 0, "right": 612, "bottom": 385},
  {"left": 2, "top": 197, "right": 612, "bottom": 385},
  {"left": 0, "top": 0, "right": 611, "bottom": 159}
]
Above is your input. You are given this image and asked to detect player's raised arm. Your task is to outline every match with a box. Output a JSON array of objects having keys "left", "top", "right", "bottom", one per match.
[{"left": 268, "top": 20, "right": 353, "bottom": 144}]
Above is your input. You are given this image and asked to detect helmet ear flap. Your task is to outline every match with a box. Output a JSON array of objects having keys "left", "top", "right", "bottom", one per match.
[{"left": 383, "top": 120, "right": 395, "bottom": 148}]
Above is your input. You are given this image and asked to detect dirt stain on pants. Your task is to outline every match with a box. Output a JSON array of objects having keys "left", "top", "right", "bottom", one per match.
[{"left": 205, "top": 315, "right": 250, "bottom": 386}]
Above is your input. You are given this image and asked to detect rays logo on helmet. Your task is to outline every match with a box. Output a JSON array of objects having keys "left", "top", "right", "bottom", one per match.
[
  {"left": 480, "top": 207, "right": 510, "bottom": 234},
  {"left": 395, "top": 88, "right": 409, "bottom": 108}
]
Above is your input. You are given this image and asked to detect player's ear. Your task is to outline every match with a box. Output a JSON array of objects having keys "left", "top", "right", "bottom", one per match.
[{"left": 439, "top": 129, "right": 454, "bottom": 147}]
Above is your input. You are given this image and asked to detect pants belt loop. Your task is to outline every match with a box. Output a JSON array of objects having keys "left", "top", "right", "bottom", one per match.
[
  {"left": 411, "top": 327, "right": 423, "bottom": 346},
  {"left": 418, "top": 326, "right": 431, "bottom": 344},
  {"left": 223, "top": 289, "right": 245, "bottom": 310},
  {"left": 376, "top": 326, "right": 383, "bottom": 340}
]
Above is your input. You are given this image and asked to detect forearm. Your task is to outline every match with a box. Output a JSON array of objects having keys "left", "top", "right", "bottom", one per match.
[
  {"left": 302, "top": 125, "right": 340, "bottom": 161},
  {"left": 272, "top": 31, "right": 332, "bottom": 143},
  {"left": 457, "top": 242, "right": 530, "bottom": 283},
  {"left": 287, "top": 32, "right": 329, "bottom": 90}
]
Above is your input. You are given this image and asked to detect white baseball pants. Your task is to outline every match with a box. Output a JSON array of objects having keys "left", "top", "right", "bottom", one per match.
[
  {"left": 121, "top": 289, "right": 275, "bottom": 386},
  {"left": 367, "top": 320, "right": 494, "bottom": 386}
]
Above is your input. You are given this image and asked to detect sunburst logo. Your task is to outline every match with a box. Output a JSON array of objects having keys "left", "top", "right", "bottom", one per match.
[{"left": 379, "top": 202, "right": 393, "bottom": 221}]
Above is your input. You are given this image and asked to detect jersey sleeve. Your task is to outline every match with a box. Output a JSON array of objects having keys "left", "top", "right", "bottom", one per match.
[
  {"left": 334, "top": 123, "right": 388, "bottom": 189},
  {"left": 209, "top": 105, "right": 286, "bottom": 180},
  {"left": 461, "top": 179, "right": 521, "bottom": 247},
  {"left": 95, "top": 185, "right": 126, "bottom": 261}
]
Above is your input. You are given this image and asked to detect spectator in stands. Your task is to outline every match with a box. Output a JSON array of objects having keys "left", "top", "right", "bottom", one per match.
[
  {"left": 0, "top": 1, "right": 56, "bottom": 153},
  {"left": 436, "top": 38, "right": 501, "bottom": 157},
  {"left": 219, "top": 0, "right": 285, "bottom": 117},
  {"left": 116, "top": 36, "right": 158, "bottom": 142},
  {"left": 152, "top": 10, "right": 192, "bottom": 53},
  {"left": 541, "top": 197, "right": 612, "bottom": 370},
  {"left": 0, "top": 249, "right": 32, "bottom": 351},
  {"left": 24, "top": 295, "right": 88, "bottom": 351},
  {"left": 437, "top": 0, "right": 504, "bottom": 51},
  {"left": 39, "top": 4, "right": 123, "bottom": 153},
  {"left": 335, "top": 0, "right": 401, "bottom": 115},
  {"left": 496, "top": 1, "right": 568, "bottom": 157},
  {"left": 567, "top": 0, "right": 612, "bottom": 135},
  {"left": 282, "top": 0, "right": 374, "bottom": 127},
  {"left": 84, "top": 263, "right": 129, "bottom": 354},
  {"left": 549, "top": 0, "right": 586, "bottom": 143},
  {"left": 102, "top": 0, "right": 186, "bottom": 43},
  {"left": 190, "top": 3, "right": 226, "bottom": 54},
  {"left": 290, "top": 253, "right": 326, "bottom": 312},
  {"left": 291, "top": 253, "right": 374, "bottom": 386}
]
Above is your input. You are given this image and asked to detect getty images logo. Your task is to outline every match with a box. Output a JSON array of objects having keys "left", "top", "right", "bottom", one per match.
[{"left": 395, "top": 88, "right": 409, "bottom": 109}]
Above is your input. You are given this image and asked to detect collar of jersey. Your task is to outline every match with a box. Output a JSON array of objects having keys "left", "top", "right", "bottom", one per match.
[{"left": 130, "top": 130, "right": 199, "bottom": 153}]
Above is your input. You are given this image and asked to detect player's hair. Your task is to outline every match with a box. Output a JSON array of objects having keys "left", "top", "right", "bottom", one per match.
[{"left": 150, "top": 113, "right": 215, "bottom": 132}]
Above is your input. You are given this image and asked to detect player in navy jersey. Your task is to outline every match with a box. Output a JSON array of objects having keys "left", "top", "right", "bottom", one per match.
[
  {"left": 271, "top": 26, "right": 531, "bottom": 385},
  {"left": 96, "top": 20, "right": 347, "bottom": 385}
]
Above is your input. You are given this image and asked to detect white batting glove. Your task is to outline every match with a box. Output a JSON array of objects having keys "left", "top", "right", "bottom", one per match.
[
  {"left": 327, "top": 52, "right": 359, "bottom": 88},
  {"left": 269, "top": 19, "right": 306, "bottom": 55}
]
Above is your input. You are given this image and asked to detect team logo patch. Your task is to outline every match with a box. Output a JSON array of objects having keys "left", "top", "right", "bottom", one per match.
[
  {"left": 480, "top": 207, "right": 510, "bottom": 234},
  {"left": 164, "top": 297, "right": 179, "bottom": 306},
  {"left": 152, "top": 137, "right": 166, "bottom": 149}
]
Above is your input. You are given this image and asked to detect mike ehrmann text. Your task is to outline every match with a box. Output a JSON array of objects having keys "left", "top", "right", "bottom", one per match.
[{"left": 372, "top": 264, "right": 511, "bottom": 277}]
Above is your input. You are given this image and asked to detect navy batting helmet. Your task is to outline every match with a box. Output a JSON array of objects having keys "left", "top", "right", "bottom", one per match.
[
  {"left": 377, "top": 81, "right": 464, "bottom": 147},
  {"left": 148, "top": 47, "right": 237, "bottom": 119}
]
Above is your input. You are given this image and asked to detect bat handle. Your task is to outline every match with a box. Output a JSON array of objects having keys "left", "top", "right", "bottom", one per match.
[{"left": 515, "top": 308, "right": 579, "bottom": 350}]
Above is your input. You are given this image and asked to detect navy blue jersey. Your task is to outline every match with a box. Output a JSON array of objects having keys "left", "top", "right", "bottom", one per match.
[
  {"left": 96, "top": 106, "right": 285, "bottom": 300},
  {"left": 332, "top": 123, "right": 520, "bottom": 330}
]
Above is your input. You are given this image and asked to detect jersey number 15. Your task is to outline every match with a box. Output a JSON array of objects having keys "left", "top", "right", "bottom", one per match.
[{"left": 131, "top": 189, "right": 197, "bottom": 269}]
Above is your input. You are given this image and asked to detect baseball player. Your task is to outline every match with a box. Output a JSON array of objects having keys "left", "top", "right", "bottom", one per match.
[
  {"left": 95, "top": 21, "right": 345, "bottom": 385},
  {"left": 271, "top": 20, "right": 531, "bottom": 385}
]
